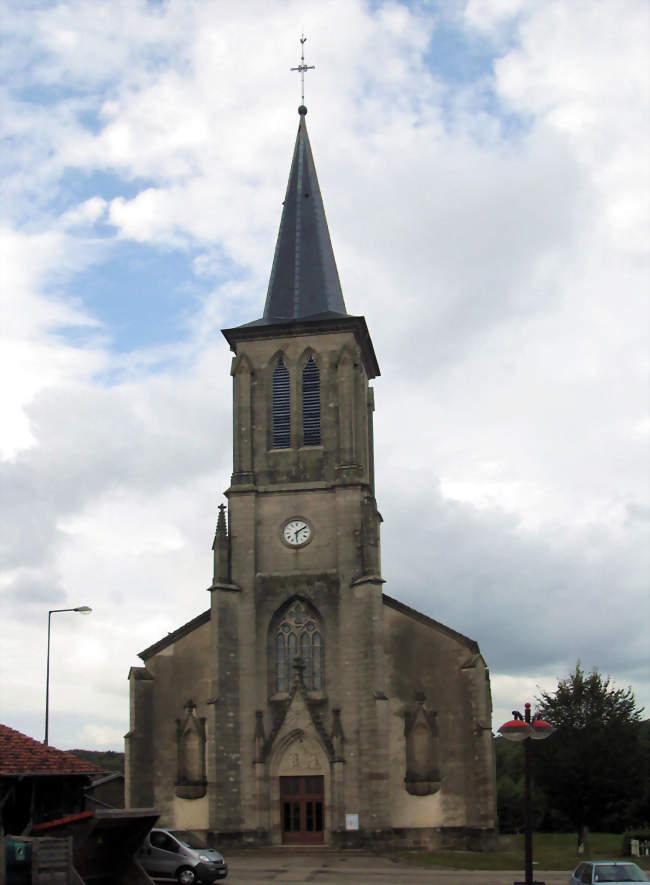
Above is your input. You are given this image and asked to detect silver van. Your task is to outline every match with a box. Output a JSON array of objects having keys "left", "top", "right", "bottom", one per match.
[{"left": 137, "top": 828, "right": 228, "bottom": 883}]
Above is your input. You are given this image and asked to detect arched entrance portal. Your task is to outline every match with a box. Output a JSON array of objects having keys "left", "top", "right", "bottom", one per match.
[{"left": 272, "top": 732, "right": 329, "bottom": 845}]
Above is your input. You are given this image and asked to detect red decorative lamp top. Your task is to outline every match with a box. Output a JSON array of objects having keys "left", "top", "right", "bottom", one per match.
[
  {"left": 498, "top": 719, "right": 533, "bottom": 742},
  {"left": 498, "top": 702, "right": 554, "bottom": 743},
  {"left": 531, "top": 718, "right": 554, "bottom": 740}
]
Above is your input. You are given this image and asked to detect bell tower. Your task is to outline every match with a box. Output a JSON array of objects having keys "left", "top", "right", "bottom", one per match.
[
  {"left": 208, "top": 105, "right": 390, "bottom": 841},
  {"left": 221, "top": 103, "right": 382, "bottom": 577}
]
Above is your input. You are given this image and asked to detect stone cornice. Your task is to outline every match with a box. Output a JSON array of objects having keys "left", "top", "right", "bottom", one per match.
[{"left": 222, "top": 314, "right": 380, "bottom": 379}]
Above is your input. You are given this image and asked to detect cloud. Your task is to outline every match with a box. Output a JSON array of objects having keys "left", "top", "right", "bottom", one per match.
[
  {"left": 0, "top": 226, "right": 110, "bottom": 456},
  {"left": 493, "top": 0, "right": 649, "bottom": 251},
  {"left": 77, "top": 723, "right": 128, "bottom": 751}
]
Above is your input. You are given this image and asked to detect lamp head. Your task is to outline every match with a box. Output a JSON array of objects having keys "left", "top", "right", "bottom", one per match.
[
  {"left": 531, "top": 717, "right": 555, "bottom": 740},
  {"left": 498, "top": 719, "right": 533, "bottom": 742},
  {"left": 74, "top": 606, "right": 92, "bottom": 614}
]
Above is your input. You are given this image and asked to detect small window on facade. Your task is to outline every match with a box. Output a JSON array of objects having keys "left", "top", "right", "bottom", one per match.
[
  {"left": 274, "top": 601, "right": 323, "bottom": 693},
  {"left": 302, "top": 357, "right": 320, "bottom": 445},
  {"left": 272, "top": 357, "right": 290, "bottom": 448}
]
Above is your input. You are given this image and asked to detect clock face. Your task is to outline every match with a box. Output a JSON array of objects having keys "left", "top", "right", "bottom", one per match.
[{"left": 282, "top": 518, "right": 312, "bottom": 548}]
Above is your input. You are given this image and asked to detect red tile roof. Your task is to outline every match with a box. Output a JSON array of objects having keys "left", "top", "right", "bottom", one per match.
[{"left": 0, "top": 724, "right": 101, "bottom": 776}]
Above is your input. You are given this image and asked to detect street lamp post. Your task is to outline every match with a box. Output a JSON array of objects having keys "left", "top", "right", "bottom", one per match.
[
  {"left": 498, "top": 702, "right": 554, "bottom": 885},
  {"left": 44, "top": 605, "right": 92, "bottom": 745}
]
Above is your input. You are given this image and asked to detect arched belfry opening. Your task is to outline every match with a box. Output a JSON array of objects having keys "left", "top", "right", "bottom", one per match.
[
  {"left": 272, "top": 356, "right": 291, "bottom": 448},
  {"left": 301, "top": 355, "right": 321, "bottom": 446}
]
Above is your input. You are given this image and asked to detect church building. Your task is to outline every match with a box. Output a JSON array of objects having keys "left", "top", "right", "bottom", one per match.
[{"left": 125, "top": 104, "right": 497, "bottom": 850}]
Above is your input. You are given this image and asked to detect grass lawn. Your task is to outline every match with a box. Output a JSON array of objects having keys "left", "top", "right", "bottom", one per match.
[{"left": 393, "top": 833, "right": 650, "bottom": 872}]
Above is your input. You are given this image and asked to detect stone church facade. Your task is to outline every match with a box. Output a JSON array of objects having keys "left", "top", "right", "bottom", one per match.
[{"left": 125, "top": 106, "right": 497, "bottom": 850}]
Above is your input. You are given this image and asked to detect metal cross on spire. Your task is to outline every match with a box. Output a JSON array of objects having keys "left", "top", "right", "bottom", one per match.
[{"left": 291, "top": 34, "right": 315, "bottom": 105}]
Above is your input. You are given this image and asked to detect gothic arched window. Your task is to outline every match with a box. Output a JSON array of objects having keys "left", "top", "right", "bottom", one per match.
[
  {"left": 272, "top": 357, "right": 290, "bottom": 448},
  {"left": 274, "top": 600, "right": 323, "bottom": 693},
  {"left": 302, "top": 356, "right": 320, "bottom": 446}
]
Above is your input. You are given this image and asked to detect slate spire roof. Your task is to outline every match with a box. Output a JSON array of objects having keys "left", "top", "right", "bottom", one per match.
[
  {"left": 222, "top": 105, "right": 380, "bottom": 378},
  {"left": 261, "top": 105, "right": 347, "bottom": 324}
]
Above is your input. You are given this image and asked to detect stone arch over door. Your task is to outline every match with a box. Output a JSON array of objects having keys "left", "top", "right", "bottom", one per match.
[{"left": 268, "top": 729, "right": 331, "bottom": 845}]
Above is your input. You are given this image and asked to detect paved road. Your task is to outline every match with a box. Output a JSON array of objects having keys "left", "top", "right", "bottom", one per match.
[{"left": 218, "top": 850, "right": 569, "bottom": 885}]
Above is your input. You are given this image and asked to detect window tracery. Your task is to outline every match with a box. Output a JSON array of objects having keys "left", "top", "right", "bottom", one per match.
[{"left": 274, "top": 600, "right": 323, "bottom": 693}]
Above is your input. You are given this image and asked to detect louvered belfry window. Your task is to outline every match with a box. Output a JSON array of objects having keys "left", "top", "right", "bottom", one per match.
[
  {"left": 302, "top": 356, "right": 320, "bottom": 446},
  {"left": 272, "top": 357, "right": 290, "bottom": 448}
]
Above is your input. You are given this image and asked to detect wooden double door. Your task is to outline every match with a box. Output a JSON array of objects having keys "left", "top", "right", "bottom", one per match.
[{"left": 280, "top": 775, "right": 325, "bottom": 843}]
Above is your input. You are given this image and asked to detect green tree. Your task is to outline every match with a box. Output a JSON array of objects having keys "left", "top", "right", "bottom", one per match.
[
  {"left": 67, "top": 748, "right": 125, "bottom": 773},
  {"left": 495, "top": 736, "right": 523, "bottom": 832},
  {"left": 534, "top": 664, "right": 646, "bottom": 840},
  {"left": 495, "top": 736, "right": 550, "bottom": 833}
]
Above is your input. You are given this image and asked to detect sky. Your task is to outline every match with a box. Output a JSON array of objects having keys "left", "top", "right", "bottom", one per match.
[{"left": 1, "top": 0, "right": 648, "bottom": 753}]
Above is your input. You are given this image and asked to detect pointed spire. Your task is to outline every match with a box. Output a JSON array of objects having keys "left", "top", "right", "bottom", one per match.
[
  {"left": 221, "top": 108, "right": 380, "bottom": 381},
  {"left": 215, "top": 503, "right": 227, "bottom": 538},
  {"left": 212, "top": 502, "right": 231, "bottom": 585},
  {"left": 263, "top": 106, "right": 347, "bottom": 323}
]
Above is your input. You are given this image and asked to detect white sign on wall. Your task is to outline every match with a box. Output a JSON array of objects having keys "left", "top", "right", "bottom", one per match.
[{"left": 345, "top": 813, "right": 359, "bottom": 831}]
